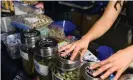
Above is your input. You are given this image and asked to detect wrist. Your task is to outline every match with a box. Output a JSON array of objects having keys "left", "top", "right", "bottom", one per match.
[
  {"left": 124, "top": 45, "right": 133, "bottom": 60},
  {"left": 81, "top": 35, "right": 91, "bottom": 43}
]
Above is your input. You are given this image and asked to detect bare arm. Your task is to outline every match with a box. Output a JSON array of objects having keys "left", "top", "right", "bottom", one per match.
[
  {"left": 83, "top": 1, "right": 124, "bottom": 42},
  {"left": 59, "top": 1, "right": 125, "bottom": 62}
]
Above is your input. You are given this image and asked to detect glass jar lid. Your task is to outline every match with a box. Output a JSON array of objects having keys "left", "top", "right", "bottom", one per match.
[
  {"left": 21, "top": 29, "right": 41, "bottom": 45},
  {"left": 35, "top": 37, "right": 58, "bottom": 57},
  {"left": 80, "top": 62, "right": 100, "bottom": 80},
  {"left": 56, "top": 53, "right": 80, "bottom": 71}
]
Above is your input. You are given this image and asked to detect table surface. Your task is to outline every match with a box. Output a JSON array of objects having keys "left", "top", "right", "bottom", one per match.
[{"left": 1, "top": 40, "right": 133, "bottom": 80}]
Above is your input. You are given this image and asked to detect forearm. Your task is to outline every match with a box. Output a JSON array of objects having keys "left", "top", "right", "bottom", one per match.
[
  {"left": 82, "top": 1, "right": 124, "bottom": 42},
  {"left": 82, "top": 17, "right": 113, "bottom": 42}
]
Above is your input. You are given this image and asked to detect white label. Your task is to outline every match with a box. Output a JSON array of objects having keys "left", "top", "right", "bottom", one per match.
[
  {"left": 20, "top": 50, "right": 29, "bottom": 60},
  {"left": 34, "top": 59, "right": 48, "bottom": 76}
]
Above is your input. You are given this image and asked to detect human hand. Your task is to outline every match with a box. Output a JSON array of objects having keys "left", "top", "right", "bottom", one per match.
[
  {"left": 58, "top": 37, "right": 90, "bottom": 62},
  {"left": 90, "top": 48, "right": 133, "bottom": 80}
]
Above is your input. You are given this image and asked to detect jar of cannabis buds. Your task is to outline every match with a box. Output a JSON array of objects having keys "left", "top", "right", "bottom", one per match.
[
  {"left": 52, "top": 53, "right": 80, "bottom": 80},
  {"left": 20, "top": 29, "right": 41, "bottom": 77},
  {"left": 34, "top": 37, "right": 58, "bottom": 80}
]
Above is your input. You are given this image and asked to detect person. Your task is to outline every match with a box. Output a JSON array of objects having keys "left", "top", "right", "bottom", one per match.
[{"left": 59, "top": 1, "right": 133, "bottom": 80}]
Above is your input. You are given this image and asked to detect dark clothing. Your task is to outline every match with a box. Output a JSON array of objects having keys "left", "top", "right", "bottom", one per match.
[
  {"left": 126, "top": 1, "right": 133, "bottom": 44},
  {"left": 126, "top": 2, "right": 133, "bottom": 27}
]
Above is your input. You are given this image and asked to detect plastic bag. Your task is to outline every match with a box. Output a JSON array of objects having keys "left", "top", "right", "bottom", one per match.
[
  {"left": 48, "top": 24, "right": 66, "bottom": 42},
  {"left": 11, "top": 14, "right": 53, "bottom": 29}
]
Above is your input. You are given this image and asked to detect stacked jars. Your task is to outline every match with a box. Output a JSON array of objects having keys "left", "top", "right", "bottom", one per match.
[
  {"left": 34, "top": 37, "right": 58, "bottom": 80},
  {"left": 52, "top": 53, "right": 80, "bottom": 80},
  {"left": 20, "top": 29, "right": 41, "bottom": 77}
]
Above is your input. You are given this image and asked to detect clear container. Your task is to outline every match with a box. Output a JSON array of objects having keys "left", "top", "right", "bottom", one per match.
[
  {"left": 20, "top": 44, "right": 35, "bottom": 76},
  {"left": 6, "top": 33, "right": 21, "bottom": 59},
  {"left": 52, "top": 52, "right": 80, "bottom": 80},
  {"left": 52, "top": 67, "right": 80, "bottom": 80},
  {"left": 34, "top": 37, "right": 58, "bottom": 80},
  {"left": 119, "top": 74, "right": 133, "bottom": 80},
  {"left": 20, "top": 29, "right": 41, "bottom": 77},
  {"left": 80, "top": 62, "right": 109, "bottom": 80},
  {"left": 34, "top": 54, "right": 56, "bottom": 80}
]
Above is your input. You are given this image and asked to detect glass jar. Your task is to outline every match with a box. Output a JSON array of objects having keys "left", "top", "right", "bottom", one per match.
[
  {"left": 34, "top": 54, "right": 55, "bottom": 80},
  {"left": 6, "top": 33, "right": 21, "bottom": 59},
  {"left": 20, "top": 44, "right": 35, "bottom": 76},
  {"left": 52, "top": 53, "right": 80, "bottom": 80},
  {"left": 52, "top": 66, "right": 80, "bottom": 80},
  {"left": 119, "top": 74, "right": 133, "bottom": 80},
  {"left": 20, "top": 29, "right": 41, "bottom": 77},
  {"left": 34, "top": 37, "right": 58, "bottom": 80},
  {"left": 80, "top": 62, "right": 109, "bottom": 80}
]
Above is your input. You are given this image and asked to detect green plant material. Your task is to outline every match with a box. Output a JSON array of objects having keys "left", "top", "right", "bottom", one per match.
[
  {"left": 54, "top": 68, "right": 80, "bottom": 80},
  {"left": 22, "top": 58, "right": 34, "bottom": 75},
  {"left": 36, "top": 56, "right": 56, "bottom": 80}
]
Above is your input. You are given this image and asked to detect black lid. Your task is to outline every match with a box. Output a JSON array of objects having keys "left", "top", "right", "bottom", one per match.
[
  {"left": 35, "top": 37, "right": 58, "bottom": 57},
  {"left": 21, "top": 29, "right": 41, "bottom": 45}
]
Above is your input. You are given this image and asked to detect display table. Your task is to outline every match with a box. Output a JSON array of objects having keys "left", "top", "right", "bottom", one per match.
[{"left": 2, "top": 40, "right": 133, "bottom": 80}]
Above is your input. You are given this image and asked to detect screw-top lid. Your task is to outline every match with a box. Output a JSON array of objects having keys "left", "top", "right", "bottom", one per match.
[
  {"left": 80, "top": 62, "right": 101, "bottom": 80},
  {"left": 21, "top": 29, "right": 41, "bottom": 46},
  {"left": 35, "top": 37, "right": 58, "bottom": 57},
  {"left": 56, "top": 53, "right": 80, "bottom": 71}
]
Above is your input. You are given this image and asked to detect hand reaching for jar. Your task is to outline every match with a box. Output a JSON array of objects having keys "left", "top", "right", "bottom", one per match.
[
  {"left": 90, "top": 46, "right": 133, "bottom": 80},
  {"left": 58, "top": 37, "right": 90, "bottom": 62}
]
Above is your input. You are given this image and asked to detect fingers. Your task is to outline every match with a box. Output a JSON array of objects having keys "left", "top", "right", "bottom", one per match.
[
  {"left": 58, "top": 40, "right": 88, "bottom": 61},
  {"left": 92, "top": 63, "right": 113, "bottom": 77},
  {"left": 70, "top": 46, "right": 80, "bottom": 61},
  {"left": 100, "top": 67, "right": 117, "bottom": 79},
  {"left": 90, "top": 59, "right": 110, "bottom": 70},
  {"left": 58, "top": 44, "right": 72, "bottom": 52},
  {"left": 113, "top": 70, "right": 123, "bottom": 80},
  {"left": 80, "top": 49, "right": 87, "bottom": 62},
  {"left": 61, "top": 43, "right": 76, "bottom": 56}
]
